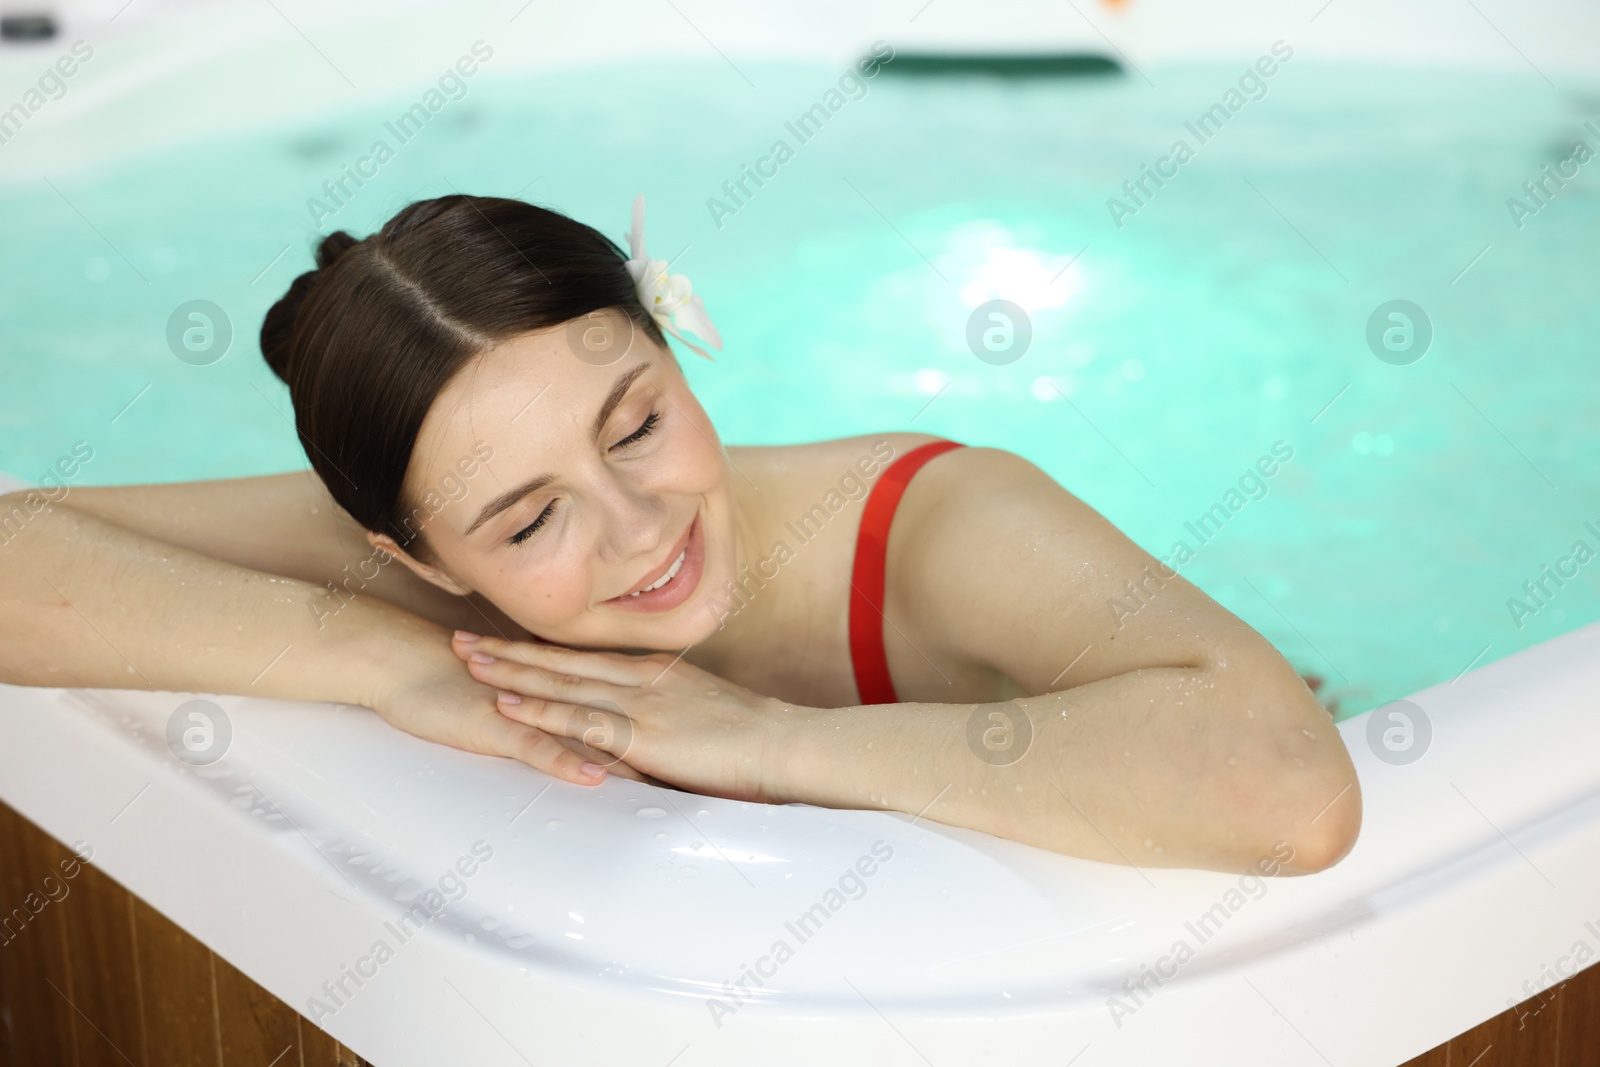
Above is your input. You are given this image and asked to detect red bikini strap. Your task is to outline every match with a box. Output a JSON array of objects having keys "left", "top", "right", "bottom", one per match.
[{"left": 848, "top": 439, "right": 966, "bottom": 705}]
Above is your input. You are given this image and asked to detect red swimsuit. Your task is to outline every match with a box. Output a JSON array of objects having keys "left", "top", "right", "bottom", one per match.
[{"left": 847, "top": 439, "right": 966, "bottom": 705}]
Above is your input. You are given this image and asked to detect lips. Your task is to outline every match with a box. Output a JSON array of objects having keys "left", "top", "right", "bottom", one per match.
[{"left": 603, "top": 513, "right": 704, "bottom": 612}]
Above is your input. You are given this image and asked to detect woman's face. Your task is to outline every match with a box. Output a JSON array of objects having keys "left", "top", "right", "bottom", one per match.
[{"left": 394, "top": 311, "right": 738, "bottom": 651}]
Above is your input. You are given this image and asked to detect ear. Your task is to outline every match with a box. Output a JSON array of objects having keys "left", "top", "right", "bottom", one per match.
[{"left": 366, "top": 530, "right": 475, "bottom": 597}]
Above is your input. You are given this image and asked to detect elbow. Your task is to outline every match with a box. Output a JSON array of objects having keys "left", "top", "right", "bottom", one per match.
[
  {"left": 1279, "top": 780, "right": 1362, "bottom": 873},
  {"left": 1259, "top": 750, "right": 1363, "bottom": 875},
  {"left": 1220, "top": 711, "right": 1364, "bottom": 875}
]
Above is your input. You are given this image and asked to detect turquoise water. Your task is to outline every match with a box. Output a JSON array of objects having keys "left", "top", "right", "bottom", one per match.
[{"left": 3, "top": 58, "right": 1597, "bottom": 720}]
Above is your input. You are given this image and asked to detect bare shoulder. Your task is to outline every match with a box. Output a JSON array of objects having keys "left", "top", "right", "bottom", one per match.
[
  {"left": 896, "top": 444, "right": 1096, "bottom": 536},
  {"left": 727, "top": 432, "right": 947, "bottom": 483},
  {"left": 888, "top": 445, "right": 1263, "bottom": 691}
]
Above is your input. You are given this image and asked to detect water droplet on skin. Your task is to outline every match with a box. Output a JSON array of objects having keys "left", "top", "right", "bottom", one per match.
[
  {"left": 1227, "top": 755, "right": 1237, "bottom": 766},
  {"left": 1143, "top": 838, "right": 1154, "bottom": 848},
  {"left": 636, "top": 807, "right": 667, "bottom": 818},
  {"left": 1301, "top": 728, "right": 1318, "bottom": 741}
]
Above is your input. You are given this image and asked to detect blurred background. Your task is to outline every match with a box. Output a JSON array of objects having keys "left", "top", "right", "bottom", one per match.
[{"left": 2, "top": 0, "right": 1596, "bottom": 720}]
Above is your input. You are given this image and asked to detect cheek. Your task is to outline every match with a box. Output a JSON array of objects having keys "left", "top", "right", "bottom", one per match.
[
  {"left": 483, "top": 542, "right": 596, "bottom": 623},
  {"left": 666, "top": 407, "right": 724, "bottom": 490}
]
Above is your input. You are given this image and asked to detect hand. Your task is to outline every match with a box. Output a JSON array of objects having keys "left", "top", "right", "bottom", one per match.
[
  {"left": 365, "top": 626, "right": 653, "bottom": 786},
  {"left": 449, "top": 630, "right": 804, "bottom": 804}
]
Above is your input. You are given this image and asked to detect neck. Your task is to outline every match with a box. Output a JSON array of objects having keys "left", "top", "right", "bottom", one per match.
[{"left": 685, "top": 449, "right": 787, "bottom": 671}]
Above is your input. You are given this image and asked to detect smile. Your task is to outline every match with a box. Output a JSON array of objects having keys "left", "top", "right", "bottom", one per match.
[{"left": 604, "top": 513, "right": 704, "bottom": 612}]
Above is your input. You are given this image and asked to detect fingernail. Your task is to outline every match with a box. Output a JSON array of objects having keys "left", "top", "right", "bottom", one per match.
[
  {"left": 454, "top": 630, "right": 480, "bottom": 642},
  {"left": 497, "top": 691, "right": 521, "bottom": 705},
  {"left": 580, "top": 761, "right": 605, "bottom": 778},
  {"left": 470, "top": 652, "right": 496, "bottom": 664}
]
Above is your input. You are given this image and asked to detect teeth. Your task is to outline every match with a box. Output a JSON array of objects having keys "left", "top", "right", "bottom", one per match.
[{"left": 628, "top": 549, "right": 686, "bottom": 597}]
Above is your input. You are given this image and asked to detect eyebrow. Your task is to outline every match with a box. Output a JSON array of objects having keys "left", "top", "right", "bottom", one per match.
[{"left": 464, "top": 362, "right": 652, "bottom": 537}]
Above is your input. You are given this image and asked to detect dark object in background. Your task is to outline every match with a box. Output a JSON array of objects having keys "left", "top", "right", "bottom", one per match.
[
  {"left": 0, "top": 12, "right": 58, "bottom": 41},
  {"left": 883, "top": 53, "right": 1122, "bottom": 78}
]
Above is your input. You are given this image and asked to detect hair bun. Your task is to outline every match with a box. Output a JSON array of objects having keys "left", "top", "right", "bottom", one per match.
[
  {"left": 316, "top": 230, "right": 359, "bottom": 270},
  {"left": 260, "top": 231, "right": 360, "bottom": 385}
]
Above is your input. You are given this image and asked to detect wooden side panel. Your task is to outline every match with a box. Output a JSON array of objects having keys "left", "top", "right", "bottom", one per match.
[
  {"left": 1448, "top": 982, "right": 1564, "bottom": 1065},
  {"left": 297, "top": 1015, "right": 342, "bottom": 1066},
  {"left": 129, "top": 896, "right": 219, "bottom": 1067},
  {"left": 60, "top": 861, "right": 147, "bottom": 1067},
  {"left": 1557, "top": 959, "right": 1600, "bottom": 1067},
  {"left": 335, "top": 1043, "right": 371, "bottom": 1067},
  {"left": 1400, "top": 961, "right": 1600, "bottom": 1067},
  {"left": 213, "top": 952, "right": 300, "bottom": 1067},
  {"left": 1399, "top": 1042, "right": 1451, "bottom": 1066},
  {"left": 0, "top": 801, "right": 79, "bottom": 1065}
]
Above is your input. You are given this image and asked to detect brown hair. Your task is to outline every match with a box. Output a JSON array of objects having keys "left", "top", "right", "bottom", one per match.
[{"left": 260, "top": 195, "right": 666, "bottom": 556}]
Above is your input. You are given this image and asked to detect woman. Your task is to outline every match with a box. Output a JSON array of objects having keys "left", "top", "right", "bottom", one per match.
[{"left": 0, "top": 195, "right": 1360, "bottom": 874}]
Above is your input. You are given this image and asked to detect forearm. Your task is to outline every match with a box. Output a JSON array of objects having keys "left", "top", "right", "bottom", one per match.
[
  {"left": 775, "top": 664, "right": 1359, "bottom": 874},
  {"left": 0, "top": 499, "right": 435, "bottom": 707},
  {"left": 53, "top": 474, "right": 521, "bottom": 635}
]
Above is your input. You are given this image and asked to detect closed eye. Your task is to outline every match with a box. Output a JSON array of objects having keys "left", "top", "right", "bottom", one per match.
[
  {"left": 508, "top": 501, "right": 554, "bottom": 546},
  {"left": 613, "top": 410, "right": 660, "bottom": 450},
  {"left": 507, "top": 411, "right": 661, "bottom": 546}
]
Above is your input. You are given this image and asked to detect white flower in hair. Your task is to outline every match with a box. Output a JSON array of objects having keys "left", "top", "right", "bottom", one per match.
[{"left": 625, "top": 194, "right": 722, "bottom": 359}]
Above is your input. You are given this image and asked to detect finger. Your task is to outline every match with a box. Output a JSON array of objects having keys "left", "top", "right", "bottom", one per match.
[
  {"left": 464, "top": 650, "right": 625, "bottom": 707},
  {"left": 453, "top": 631, "right": 660, "bottom": 686},
  {"left": 493, "top": 691, "right": 633, "bottom": 763},
  {"left": 549, "top": 733, "right": 650, "bottom": 782},
  {"left": 468, "top": 713, "right": 608, "bottom": 786}
]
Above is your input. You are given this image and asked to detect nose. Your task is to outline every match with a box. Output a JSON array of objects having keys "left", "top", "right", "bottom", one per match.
[{"left": 591, "top": 473, "right": 667, "bottom": 566}]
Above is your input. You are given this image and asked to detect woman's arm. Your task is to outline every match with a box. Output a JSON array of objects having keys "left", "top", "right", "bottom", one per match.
[
  {"left": 35, "top": 471, "right": 522, "bottom": 634},
  {"left": 448, "top": 445, "right": 1361, "bottom": 873},
  {"left": 0, "top": 489, "right": 413, "bottom": 700},
  {"left": 0, "top": 489, "right": 622, "bottom": 785},
  {"left": 777, "top": 446, "right": 1361, "bottom": 873}
]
